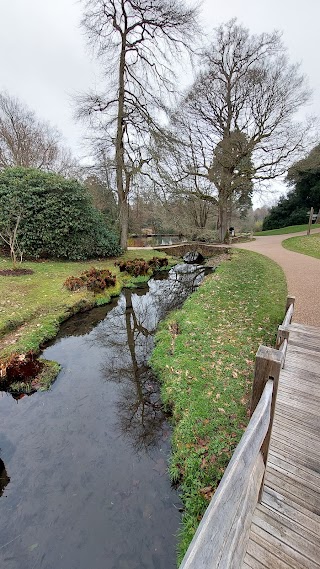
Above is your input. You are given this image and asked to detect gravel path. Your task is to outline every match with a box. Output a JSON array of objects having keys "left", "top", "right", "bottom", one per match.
[{"left": 233, "top": 230, "right": 320, "bottom": 326}]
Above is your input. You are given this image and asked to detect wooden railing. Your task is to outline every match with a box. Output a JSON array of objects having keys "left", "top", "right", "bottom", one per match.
[{"left": 179, "top": 295, "right": 295, "bottom": 569}]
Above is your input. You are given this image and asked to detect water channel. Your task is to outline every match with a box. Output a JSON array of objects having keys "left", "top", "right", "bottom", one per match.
[{"left": 0, "top": 264, "right": 208, "bottom": 569}]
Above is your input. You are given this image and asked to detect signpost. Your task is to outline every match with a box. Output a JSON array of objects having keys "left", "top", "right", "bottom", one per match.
[{"left": 307, "top": 207, "right": 314, "bottom": 236}]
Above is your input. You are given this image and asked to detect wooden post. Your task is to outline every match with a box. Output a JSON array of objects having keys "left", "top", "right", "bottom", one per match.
[
  {"left": 276, "top": 325, "right": 289, "bottom": 348},
  {"left": 250, "top": 346, "right": 282, "bottom": 501},
  {"left": 250, "top": 346, "right": 282, "bottom": 416},
  {"left": 307, "top": 207, "right": 314, "bottom": 236},
  {"left": 285, "top": 295, "right": 295, "bottom": 314}
]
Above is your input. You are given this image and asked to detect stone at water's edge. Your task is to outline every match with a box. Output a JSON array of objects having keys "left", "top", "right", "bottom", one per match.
[{"left": 183, "top": 251, "right": 204, "bottom": 264}]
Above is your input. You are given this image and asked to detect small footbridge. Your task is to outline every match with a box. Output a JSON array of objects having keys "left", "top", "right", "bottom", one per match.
[{"left": 180, "top": 297, "right": 320, "bottom": 569}]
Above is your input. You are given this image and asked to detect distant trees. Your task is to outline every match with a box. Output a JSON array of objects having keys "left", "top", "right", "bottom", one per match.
[
  {"left": 160, "top": 20, "right": 312, "bottom": 242},
  {"left": 78, "top": 0, "right": 200, "bottom": 249},
  {"left": 263, "top": 144, "right": 320, "bottom": 229},
  {"left": 0, "top": 168, "right": 121, "bottom": 260},
  {"left": 0, "top": 92, "right": 78, "bottom": 176}
]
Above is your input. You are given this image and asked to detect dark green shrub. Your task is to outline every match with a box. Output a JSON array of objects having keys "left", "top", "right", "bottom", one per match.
[
  {"left": 64, "top": 267, "right": 116, "bottom": 292},
  {"left": 0, "top": 167, "right": 121, "bottom": 260}
]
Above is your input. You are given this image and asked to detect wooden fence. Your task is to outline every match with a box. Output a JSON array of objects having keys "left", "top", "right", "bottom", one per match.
[{"left": 179, "top": 295, "right": 295, "bottom": 569}]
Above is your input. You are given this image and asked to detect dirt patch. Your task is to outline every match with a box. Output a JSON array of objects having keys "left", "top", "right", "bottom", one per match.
[{"left": 0, "top": 268, "right": 34, "bottom": 277}]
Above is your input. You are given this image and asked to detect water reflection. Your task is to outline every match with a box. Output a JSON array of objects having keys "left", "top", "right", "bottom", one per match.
[
  {"left": 0, "top": 458, "right": 10, "bottom": 497},
  {"left": 90, "top": 265, "right": 209, "bottom": 450},
  {"left": 0, "top": 263, "right": 209, "bottom": 569}
]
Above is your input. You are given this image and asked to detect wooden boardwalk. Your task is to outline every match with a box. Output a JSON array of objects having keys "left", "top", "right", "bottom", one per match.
[{"left": 242, "top": 322, "right": 320, "bottom": 569}]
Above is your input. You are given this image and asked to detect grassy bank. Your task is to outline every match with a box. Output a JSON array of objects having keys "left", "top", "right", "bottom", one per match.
[
  {"left": 0, "top": 250, "right": 172, "bottom": 361},
  {"left": 282, "top": 232, "right": 320, "bottom": 259},
  {"left": 254, "top": 223, "right": 320, "bottom": 236},
  {"left": 150, "top": 249, "right": 287, "bottom": 562}
]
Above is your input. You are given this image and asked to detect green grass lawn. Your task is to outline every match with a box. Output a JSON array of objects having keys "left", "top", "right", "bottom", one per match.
[
  {"left": 0, "top": 250, "right": 172, "bottom": 360},
  {"left": 254, "top": 223, "right": 320, "bottom": 236},
  {"left": 150, "top": 249, "right": 287, "bottom": 562},
  {"left": 282, "top": 232, "right": 320, "bottom": 259}
]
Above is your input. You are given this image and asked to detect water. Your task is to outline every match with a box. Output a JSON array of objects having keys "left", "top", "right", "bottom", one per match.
[
  {"left": 128, "top": 235, "right": 184, "bottom": 248},
  {"left": 0, "top": 265, "right": 208, "bottom": 569}
]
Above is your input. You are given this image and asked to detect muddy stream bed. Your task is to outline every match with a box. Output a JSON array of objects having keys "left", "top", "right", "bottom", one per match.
[{"left": 0, "top": 264, "right": 209, "bottom": 569}]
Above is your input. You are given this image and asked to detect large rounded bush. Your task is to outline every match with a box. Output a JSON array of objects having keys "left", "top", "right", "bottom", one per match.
[{"left": 0, "top": 168, "right": 121, "bottom": 260}]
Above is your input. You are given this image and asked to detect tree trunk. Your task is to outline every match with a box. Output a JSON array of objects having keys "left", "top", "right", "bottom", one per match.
[
  {"left": 116, "top": 34, "right": 127, "bottom": 250},
  {"left": 119, "top": 198, "right": 129, "bottom": 250},
  {"left": 218, "top": 195, "right": 230, "bottom": 243}
]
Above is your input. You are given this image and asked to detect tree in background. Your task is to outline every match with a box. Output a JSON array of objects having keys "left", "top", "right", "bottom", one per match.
[
  {"left": 159, "top": 20, "right": 312, "bottom": 242},
  {"left": 0, "top": 168, "right": 121, "bottom": 260},
  {"left": 78, "top": 0, "right": 200, "bottom": 249},
  {"left": 263, "top": 144, "right": 320, "bottom": 230},
  {"left": 0, "top": 92, "right": 78, "bottom": 176}
]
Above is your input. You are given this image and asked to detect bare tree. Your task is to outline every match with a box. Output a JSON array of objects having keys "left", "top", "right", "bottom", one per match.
[
  {"left": 162, "top": 20, "right": 313, "bottom": 242},
  {"left": 78, "top": 0, "right": 200, "bottom": 249},
  {"left": 0, "top": 92, "right": 78, "bottom": 176},
  {"left": 0, "top": 195, "right": 24, "bottom": 267}
]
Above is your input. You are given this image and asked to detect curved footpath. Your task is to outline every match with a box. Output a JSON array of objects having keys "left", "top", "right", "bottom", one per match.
[{"left": 233, "top": 229, "right": 320, "bottom": 326}]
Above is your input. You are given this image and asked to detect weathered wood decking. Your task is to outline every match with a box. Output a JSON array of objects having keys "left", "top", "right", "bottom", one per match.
[{"left": 242, "top": 322, "right": 320, "bottom": 569}]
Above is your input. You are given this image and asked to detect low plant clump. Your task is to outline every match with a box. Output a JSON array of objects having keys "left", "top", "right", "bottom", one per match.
[
  {"left": 150, "top": 249, "right": 287, "bottom": 562},
  {"left": 0, "top": 250, "right": 171, "bottom": 387},
  {"left": 115, "top": 256, "right": 168, "bottom": 277},
  {"left": 0, "top": 351, "right": 61, "bottom": 395},
  {"left": 64, "top": 267, "right": 117, "bottom": 293}
]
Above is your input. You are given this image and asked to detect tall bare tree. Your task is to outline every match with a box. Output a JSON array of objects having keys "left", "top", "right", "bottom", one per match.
[
  {"left": 0, "top": 92, "right": 78, "bottom": 176},
  {"left": 78, "top": 0, "right": 200, "bottom": 249},
  {"left": 162, "top": 20, "right": 313, "bottom": 242}
]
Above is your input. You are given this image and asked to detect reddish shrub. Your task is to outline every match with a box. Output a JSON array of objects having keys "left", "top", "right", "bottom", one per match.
[{"left": 64, "top": 267, "right": 116, "bottom": 293}]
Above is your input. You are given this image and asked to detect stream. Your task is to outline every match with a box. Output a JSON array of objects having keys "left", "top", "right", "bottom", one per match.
[{"left": 0, "top": 264, "right": 208, "bottom": 569}]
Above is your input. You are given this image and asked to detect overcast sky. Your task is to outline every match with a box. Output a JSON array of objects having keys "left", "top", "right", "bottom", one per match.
[{"left": 1, "top": 0, "right": 319, "bottom": 203}]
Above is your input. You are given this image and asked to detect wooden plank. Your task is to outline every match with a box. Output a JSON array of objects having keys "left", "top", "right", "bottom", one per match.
[
  {"left": 241, "top": 563, "right": 254, "bottom": 569},
  {"left": 278, "top": 380, "right": 320, "bottom": 401},
  {"left": 274, "top": 407, "right": 320, "bottom": 432},
  {"left": 271, "top": 426, "right": 320, "bottom": 454},
  {"left": 250, "top": 522, "right": 320, "bottom": 569},
  {"left": 271, "top": 425, "right": 320, "bottom": 450},
  {"left": 274, "top": 403, "right": 320, "bottom": 429},
  {"left": 282, "top": 364, "right": 320, "bottom": 383},
  {"left": 262, "top": 486, "right": 320, "bottom": 536},
  {"left": 252, "top": 507, "right": 320, "bottom": 565},
  {"left": 273, "top": 415, "right": 320, "bottom": 442},
  {"left": 218, "top": 453, "right": 264, "bottom": 568},
  {"left": 268, "top": 451, "right": 320, "bottom": 485},
  {"left": 246, "top": 530, "right": 317, "bottom": 569},
  {"left": 284, "top": 355, "right": 320, "bottom": 375},
  {"left": 287, "top": 322, "right": 320, "bottom": 335},
  {"left": 268, "top": 455, "right": 320, "bottom": 491},
  {"left": 287, "top": 345, "right": 320, "bottom": 361},
  {"left": 275, "top": 396, "right": 320, "bottom": 416},
  {"left": 179, "top": 382, "right": 273, "bottom": 569},
  {"left": 269, "top": 439, "right": 320, "bottom": 474},
  {"left": 265, "top": 469, "right": 320, "bottom": 513},
  {"left": 255, "top": 502, "right": 320, "bottom": 548}
]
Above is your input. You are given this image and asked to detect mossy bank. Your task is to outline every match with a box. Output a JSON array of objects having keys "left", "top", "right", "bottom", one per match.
[
  {"left": 0, "top": 250, "right": 174, "bottom": 392},
  {"left": 150, "top": 249, "right": 287, "bottom": 562}
]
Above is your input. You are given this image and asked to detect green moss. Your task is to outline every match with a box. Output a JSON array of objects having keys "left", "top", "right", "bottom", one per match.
[
  {"left": 150, "top": 249, "right": 287, "bottom": 562},
  {"left": 37, "top": 360, "right": 61, "bottom": 391}
]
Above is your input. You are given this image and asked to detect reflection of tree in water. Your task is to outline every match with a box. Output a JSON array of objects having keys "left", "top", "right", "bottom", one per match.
[
  {"left": 0, "top": 458, "right": 10, "bottom": 497},
  {"left": 91, "top": 265, "right": 207, "bottom": 451}
]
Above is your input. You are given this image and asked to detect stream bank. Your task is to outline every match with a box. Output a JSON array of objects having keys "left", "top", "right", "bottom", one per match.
[{"left": 0, "top": 264, "right": 209, "bottom": 569}]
